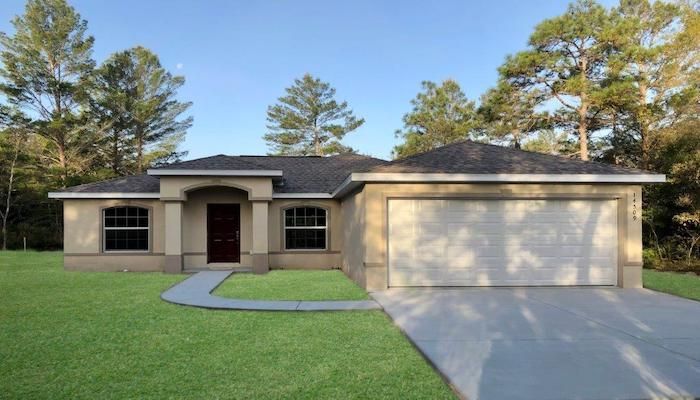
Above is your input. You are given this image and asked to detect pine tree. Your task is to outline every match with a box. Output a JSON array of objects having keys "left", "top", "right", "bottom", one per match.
[
  {"left": 500, "top": 0, "right": 617, "bottom": 160},
  {"left": 608, "top": 0, "right": 698, "bottom": 169},
  {"left": 393, "top": 79, "right": 479, "bottom": 158},
  {"left": 0, "top": 0, "right": 95, "bottom": 186},
  {"left": 264, "top": 73, "right": 364, "bottom": 156},
  {"left": 91, "top": 46, "right": 192, "bottom": 174},
  {"left": 478, "top": 80, "right": 548, "bottom": 149}
]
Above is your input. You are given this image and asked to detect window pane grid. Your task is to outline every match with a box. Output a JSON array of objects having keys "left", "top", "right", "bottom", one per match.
[
  {"left": 284, "top": 207, "right": 327, "bottom": 250},
  {"left": 104, "top": 206, "right": 149, "bottom": 251}
]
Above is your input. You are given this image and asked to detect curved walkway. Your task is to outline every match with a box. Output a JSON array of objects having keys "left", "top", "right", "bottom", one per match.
[{"left": 161, "top": 270, "right": 381, "bottom": 311}]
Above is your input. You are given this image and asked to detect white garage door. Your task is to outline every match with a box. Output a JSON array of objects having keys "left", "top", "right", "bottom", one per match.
[{"left": 388, "top": 199, "right": 618, "bottom": 287}]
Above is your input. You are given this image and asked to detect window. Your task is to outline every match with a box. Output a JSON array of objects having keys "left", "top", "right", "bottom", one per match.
[
  {"left": 284, "top": 207, "right": 327, "bottom": 250},
  {"left": 103, "top": 206, "right": 149, "bottom": 251}
]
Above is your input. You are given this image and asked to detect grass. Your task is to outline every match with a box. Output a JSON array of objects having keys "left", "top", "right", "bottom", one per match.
[
  {"left": 643, "top": 268, "right": 700, "bottom": 302},
  {"left": 213, "top": 270, "right": 370, "bottom": 301},
  {"left": 0, "top": 251, "right": 454, "bottom": 399}
]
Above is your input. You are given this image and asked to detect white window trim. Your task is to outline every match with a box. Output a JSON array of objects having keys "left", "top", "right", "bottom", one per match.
[
  {"left": 102, "top": 207, "right": 150, "bottom": 253},
  {"left": 283, "top": 207, "right": 328, "bottom": 251}
]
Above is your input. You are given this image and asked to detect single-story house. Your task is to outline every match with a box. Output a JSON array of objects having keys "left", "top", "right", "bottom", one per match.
[{"left": 49, "top": 141, "right": 665, "bottom": 290}]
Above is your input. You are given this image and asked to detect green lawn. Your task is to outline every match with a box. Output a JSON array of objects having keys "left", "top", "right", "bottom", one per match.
[
  {"left": 213, "top": 270, "right": 369, "bottom": 301},
  {"left": 0, "top": 251, "right": 453, "bottom": 399},
  {"left": 644, "top": 269, "right": 700, "bottom": 302}
]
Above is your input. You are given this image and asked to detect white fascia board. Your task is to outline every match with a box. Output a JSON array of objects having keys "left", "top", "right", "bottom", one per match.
[
  {"left": 272, "top": 193, "right": 333, "bottom": 199},
  {"left": 331, "top": 174, "right": 358, "bottom": 198},
  {"left": 331, "top": 172, "right": 666, "bottom": 198},
  {"left": 48, "top": 192, "right": 161, "bottom": 199},
  {"left": 351, "top": 173, "right": 667, "bottom": 184},
  {"left": 147, "top": 169, "right": 283, "bottom": 177}
]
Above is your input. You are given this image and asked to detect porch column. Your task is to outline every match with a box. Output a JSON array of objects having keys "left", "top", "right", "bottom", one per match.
[
  {"left": 164, "top": 200, "right": 183, "bottom": 273},
  {"left": 251, "top": 200, "right": 269, "bottom": 274}
]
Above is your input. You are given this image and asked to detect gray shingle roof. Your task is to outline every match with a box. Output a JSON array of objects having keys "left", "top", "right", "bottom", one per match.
[
  {"left": 61, "top": 174, "right": 160, "bottom": 193},
  {"left": 364, "top": 140, "right": 652, "bottom": 175},
  {"left": 149, "top": 154, "right": 271, "bottom": 170},
  {"left": 240, "top": 154, "right": 387, "bottom": 193},
  {"left": 61, "top": 154, "right": 387, "bottom": 194},
  {"left": 59, "top": 141, "right": 655, "bottom": 195}
]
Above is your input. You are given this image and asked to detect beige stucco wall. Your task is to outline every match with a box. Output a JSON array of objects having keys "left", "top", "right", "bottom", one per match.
[
  {"left": 181, "top": 186, "right": 253, "bottom": 268},
  {"left": 62, "top": 189, "right": 344, "bottom": 271},
  {"left": 340, "top": 189, "right": 366, "bottom": 286},
  {"left": 61, "top": 181, "right": 644, "bottom": 286},
  {"left": 182, "top": 195, "right": 342, "bottom": 269},
  {"left": 159, "top": 176, "right": 273, "bottom": 201},
  {"left": 343, "top": 182, "right": 644, "bottom": 291},
  {"left": 268, "top": 199, "right": 342, "bottom": 269},
  {"left": 63, "top": 199, "right": 165, "bottom": 271}
]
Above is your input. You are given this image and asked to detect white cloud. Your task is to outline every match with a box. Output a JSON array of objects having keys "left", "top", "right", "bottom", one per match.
[{"left": 176, "top": 63, "right": 184, "bottom": 70}]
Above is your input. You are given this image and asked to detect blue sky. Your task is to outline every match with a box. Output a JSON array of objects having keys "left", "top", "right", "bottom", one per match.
[{"left": 1, "top": 0, "right": 616, "bottom": 160}]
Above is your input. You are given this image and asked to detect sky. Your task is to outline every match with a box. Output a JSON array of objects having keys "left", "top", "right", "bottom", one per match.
[{"left": 1, "top": 0, "right": 617, "bottom": 161}]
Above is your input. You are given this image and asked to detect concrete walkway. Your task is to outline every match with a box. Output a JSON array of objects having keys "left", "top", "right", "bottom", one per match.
[
  {"left": 161, "top": 270, "right": 381, "bottom": 311},
  {"left": 373, "top": 287, "right": 700, "bottom": 400}
]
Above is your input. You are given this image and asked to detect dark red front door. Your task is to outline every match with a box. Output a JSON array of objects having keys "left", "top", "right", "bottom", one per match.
[{"left": 207, "top": 204, "right": 240, "bottom": 263}]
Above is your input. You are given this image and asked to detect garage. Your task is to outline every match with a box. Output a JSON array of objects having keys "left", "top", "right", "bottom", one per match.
[{"left": 387, "top": 198, "right": 618, "bottom": 287}]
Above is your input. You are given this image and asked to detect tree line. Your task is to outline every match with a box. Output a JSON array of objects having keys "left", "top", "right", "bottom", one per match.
[
  {"left": 0, "top": 0, "right": 191, "bottom": 249},
  {"left": 263, "top": 0, "right": 699, "bottom": 267}
]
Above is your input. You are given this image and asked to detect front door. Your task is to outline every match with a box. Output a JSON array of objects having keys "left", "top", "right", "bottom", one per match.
[{"left": 207, "top": 204, "right": 240, "bottom": 263}]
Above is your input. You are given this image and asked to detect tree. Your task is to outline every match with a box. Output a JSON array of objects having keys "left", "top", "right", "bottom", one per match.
[
  {"left": 645, "top": 118, "right": 700, "bottom": 262},
  {"left": 264, "top": 74, "right": 364, "bottom": 156},
  {"left": 500, "top": 0, "right": 617, "bottom": 160},
  {"left": 91, "top": 46, "right": 192, "bottom": 174},
  {"left": 478, "top": 80, "right": 548, "bottom": 149},
  {"left": 0, "top": 106, "right": 30, "bottom": 249},
  {"left": 0, "top": 0, "right": 95, "bottom": 186},
  {"left": 393, "top": 79, "right": 479, "bottom": 158},
  {"left": 522, "top": 129, "right": 577, "bottom": 155},
  {"left": 606, "top": 0, "right": 699, "bottom": 169}
]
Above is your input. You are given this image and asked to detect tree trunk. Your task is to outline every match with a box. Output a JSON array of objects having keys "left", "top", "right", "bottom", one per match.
[
  {"left": 313, "top": 126, "right": 321, "bottom": 156},
  {"left": 638, "top": 83, "right": 650, "bottom": 170},
  {"left": 136, "top": 135, "right": 144, "bottom": 174},
  {"left": 112, "top": 132, "right": 120, "bottom": 174},
  {"left": 578, "top": 56, "right": 589, "bottom": 161},
  {"left": 578, "top": 101, "right": 589, "bottom": 161},
  {"left": 53, "top": 63, "right": 68, "bottom": 187},
  {"left": 1, "top": 215, "right": 7, "bottom": 251},
  {"left": 512, "top": 129, "right": 521, "bottom": 149},
  {"left": 2, "top": 137, "right": 20, "bottom": 250},
  {"left": 689, "top": 235, "right": 700, "bottom": 262}
]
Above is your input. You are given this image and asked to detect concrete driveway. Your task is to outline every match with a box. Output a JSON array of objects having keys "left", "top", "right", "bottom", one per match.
[{"left": 372, "top": 288, "right": 700, "bottom": 400}]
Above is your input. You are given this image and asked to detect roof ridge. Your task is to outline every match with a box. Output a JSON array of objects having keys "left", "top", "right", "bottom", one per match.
[
  {"left": 239, "top": 155, "right": 322, "bottom": 158},
  {"left": 329, "top": 153, "right": 388, "bottom": 162},
  {"left": 375, "top": 139, "right": 652, "bottom": 174},
  {"left": 463, "top": 140, "right": 653, "bottom": 173},
  {"left": 63, "top": 173, "right": 154, "bottom": 189},
  {"left": 156, "top": 154, "right": 271, "bottom": 170}
]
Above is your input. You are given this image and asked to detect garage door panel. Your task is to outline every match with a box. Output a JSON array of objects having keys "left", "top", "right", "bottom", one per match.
[
  {"left": 447, "top": 200, "right": 499, "bottom": 212},
  {"left": 388, "top": 198, "right": 617, "bottom": 287}
]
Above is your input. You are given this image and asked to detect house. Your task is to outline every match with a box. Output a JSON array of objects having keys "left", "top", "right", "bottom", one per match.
[{"left": 48, "top": 141, "right": 665, "bottom": 290}]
